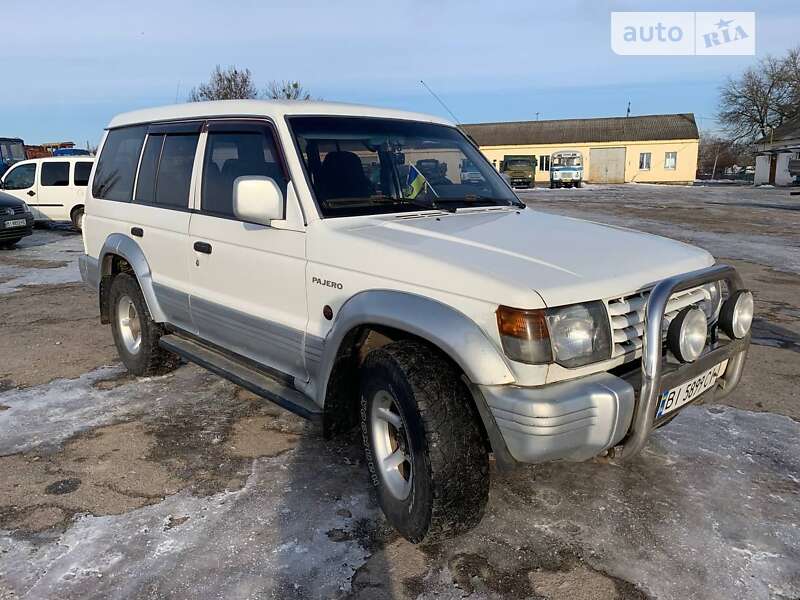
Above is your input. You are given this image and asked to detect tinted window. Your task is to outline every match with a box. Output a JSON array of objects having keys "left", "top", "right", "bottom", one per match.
[
  {"left": 74, "top": 161, "right": 93, "bottom": 186},
  {"left": 92, "top": 126, "right": 147, "bottom": 201},
  {"left": 3, "top": 163, "right": 35, "bottom": 189},
  {"left": 155, "top": 134, "right": 198, "bottom": 208},
  {"left": 41, "top": 162, "right": 70, "bottom": 186},
  {"left": 134, "top": 134, "right": 164, "bottom": 204},
  {"left": 201, "top": 129, "right": 286, "bottom": 217}
]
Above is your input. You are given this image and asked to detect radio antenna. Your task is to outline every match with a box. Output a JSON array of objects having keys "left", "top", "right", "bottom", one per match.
[{"left": 420, "top": 80, "right": 461, "bottom": 124}]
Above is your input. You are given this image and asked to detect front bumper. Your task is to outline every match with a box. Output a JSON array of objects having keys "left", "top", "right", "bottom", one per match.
[
  {"left": 476, "top": 264, "right": 750, "bottom": 464},
  {"left": 0, "top": 214, "right": 34, "bottom": 241}
]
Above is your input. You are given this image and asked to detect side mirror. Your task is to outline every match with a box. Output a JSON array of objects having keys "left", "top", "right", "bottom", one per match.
[{"left": 233, "top": 176, "right": 284, "bottom": 225}]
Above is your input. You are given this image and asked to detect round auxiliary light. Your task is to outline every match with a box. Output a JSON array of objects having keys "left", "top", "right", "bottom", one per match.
[
  {"left": 719, "top": 290, "right": 754, "bottom": 339},
  {"left": 668, "top": 307, "right": 708, "bottom": 363}
]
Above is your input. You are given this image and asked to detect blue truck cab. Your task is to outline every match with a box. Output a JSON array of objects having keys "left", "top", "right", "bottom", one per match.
[{"left": 0, "top": 138, "right": 26, "bottom": 177}]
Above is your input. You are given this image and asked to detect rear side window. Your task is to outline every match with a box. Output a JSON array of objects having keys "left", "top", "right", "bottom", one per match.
[
  {"left": 3, "top": 163, "right": 35, "bottom": 190},
  {"left": 134, "top": 134, "right": 164, "bottom": 204},
  {"left": 201, "top": 128, "right": 287, "bottom": 218},
  {"left": 156, "top": 134, "right": 199, "bottom": 208},
  {"left": 74, "top": 162, "right": 93, "bottom": 186},
  {"left": 92, "top": 126, "right": 147, "bottom": 201},
  {"left": 41, "top": 162, "right": 70, "bottom": 186},
  {"left": 134, "top": 133, "right": 198, "bottom": 209}
]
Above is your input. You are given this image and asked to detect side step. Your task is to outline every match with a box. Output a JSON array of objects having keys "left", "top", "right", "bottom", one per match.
[{"left": 159, "top": 334, "right": 322, "bottom": 422}]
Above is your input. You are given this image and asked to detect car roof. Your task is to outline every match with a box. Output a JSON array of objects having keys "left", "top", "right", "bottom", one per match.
[
  {"left": 13, "top": 156, "right": 94, "bottom": 164},
  {"left": 107, "top": 99, "right": 454, "bottom": 129}
]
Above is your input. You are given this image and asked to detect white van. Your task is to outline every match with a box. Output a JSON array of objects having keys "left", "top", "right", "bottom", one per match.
[{"left": 0, "top": 157, "right": 94, "bottom": 230}]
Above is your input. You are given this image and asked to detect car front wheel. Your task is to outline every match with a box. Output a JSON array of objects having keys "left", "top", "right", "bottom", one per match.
[{"left": 360, "top": 340, "right": 489, "bottom": 543}]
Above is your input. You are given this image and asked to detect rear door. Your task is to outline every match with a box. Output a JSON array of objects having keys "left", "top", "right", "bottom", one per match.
[
  {"left": 129, "top": 122, "right": 201, "bottom": 332},
  {"left": 37, "top": 161, "right": 72, "bottom": 220},
  {"left": 188, "top": 120, "right": 308, "bottom": 380}
]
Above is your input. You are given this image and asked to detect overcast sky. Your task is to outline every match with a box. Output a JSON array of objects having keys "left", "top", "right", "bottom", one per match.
[{"left": 3, "top": 0, "right": 798, "bottom": 146}]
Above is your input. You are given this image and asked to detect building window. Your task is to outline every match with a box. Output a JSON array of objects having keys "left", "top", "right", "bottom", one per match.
[
  {"left": 539, "top": 155, "right": 550, "bottom": 171},
  {"left": 639, "top": 152, "right": 651, "bottom": 170},
  {"left": 664, "top": 151, "right": 677, "bottom": 170}
]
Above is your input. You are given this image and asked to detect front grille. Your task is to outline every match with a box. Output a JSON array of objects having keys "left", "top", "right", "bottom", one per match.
[
  {"left": 12, "top": 206, "right": 25, "bottom": 215},
  {"left": 606, "top": 285, "right": 711, "bottom": 359}
]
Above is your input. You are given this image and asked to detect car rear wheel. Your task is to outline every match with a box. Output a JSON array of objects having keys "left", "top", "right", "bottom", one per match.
[
  {"left": 70, "top": 206, "right": 84, "bottom": 231},
  {"left": 109, "top": 273, "right": 179, "bottom": 376},
  {"left": 360, "top": 340, "right": 489, "bottom": 543}
]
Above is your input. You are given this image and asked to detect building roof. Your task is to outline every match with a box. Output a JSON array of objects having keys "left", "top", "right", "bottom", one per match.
[
  {"left": 461, "top": 113, "right": 699, "bottom": 147},
  {"left": 758, "top": 114, "right": 800, "bottom": 145},
  {"left": 108, "top": 99, "right": 453, "bottom": 129}
]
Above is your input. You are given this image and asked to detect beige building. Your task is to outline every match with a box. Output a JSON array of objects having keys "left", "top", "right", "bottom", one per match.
[{"left": 462, "top": 114, "right": 699, "bottom": 184}]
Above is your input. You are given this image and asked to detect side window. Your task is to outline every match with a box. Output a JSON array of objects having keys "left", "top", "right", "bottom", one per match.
[
  {"left": 41, "top": 162, "right": 70, "bottom": 186},
  {"left": 133, "top": 134, "right": 164, "bottom": 204},
  {"left": 201, "top": 128, "right": 287, "bottom": 218},
  {"left": 3, "top": 163, "right": 35, "bottom": 190},
  {"left": 156, "top": 134, "right": 199, "bottom": 208},
  {"left": 92, "top": 126, "right": 147, "bottom": 201},
  {"left": 73, "top": 161, "right": 93, "bottom": 186},
  {"left": 664, "top": 151, "right": 677, "bottom": 170},
  {"left": 539, "top": 155, "right": 550, "bottom": 171},
  {"left": 639, "top": 152, "right": 651, "bottom": 170},
  {"left": 134, "top": 133, "right": 198, "bottom": 209}
]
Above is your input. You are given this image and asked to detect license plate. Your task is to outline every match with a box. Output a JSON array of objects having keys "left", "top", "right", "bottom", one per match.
[
  {"left": 4, "top": 219, "right": 26, "bottom": 228},
  {"left": 656, "top": 360, "right": 729, "bottom": 418}
]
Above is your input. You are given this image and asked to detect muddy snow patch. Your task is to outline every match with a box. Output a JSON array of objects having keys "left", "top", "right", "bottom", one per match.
[
  {"left": 0, "top": 453, "right": 378, "bottom": 599},
  {"left": 0, "top": 230, "right": 82, "bottom": 294}
]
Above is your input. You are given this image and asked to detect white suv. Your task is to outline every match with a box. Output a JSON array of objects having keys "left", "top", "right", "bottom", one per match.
[
  {"left": 79, "top": 100, "right": 753, "bottom": 542},
  {"left": 1, "top": 156, "right": 95, "bottom": 230}
]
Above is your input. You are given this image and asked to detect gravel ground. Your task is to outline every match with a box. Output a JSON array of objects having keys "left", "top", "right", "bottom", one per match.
[{"left": 0, "top": 186, "right": 798, "bottom": 600}]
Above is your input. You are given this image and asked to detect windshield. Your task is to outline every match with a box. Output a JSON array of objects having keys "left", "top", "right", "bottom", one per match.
[
  {"left": 552, "top": 154, "right": 582, "bottom": 167},
  {"left": 0, "top": 140, "right": 26, "bottom": 163},
  {"left": 290, "top": 116, "right": 518, "bottom": 217},
  {"left": 505, "top": 159, "right": 533, "bottom": 169}
]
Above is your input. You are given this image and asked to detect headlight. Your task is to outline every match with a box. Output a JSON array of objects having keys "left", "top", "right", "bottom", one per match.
[
  {"left": 719, "top": 290, "right": 753, "bottom": 339},
  {"left": 699, "top": 281, "right": 722, "bottom": 321},
  {"left": 496, "top": 301, "right": 612, "bottom": 367},
  {"left": 667, "top": 307, "right": 708, "bottom": 363}
]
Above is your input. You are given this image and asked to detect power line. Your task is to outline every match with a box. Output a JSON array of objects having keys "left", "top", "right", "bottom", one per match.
[{"left": 419, "top": 80, "right": 461, "bottom": 124}]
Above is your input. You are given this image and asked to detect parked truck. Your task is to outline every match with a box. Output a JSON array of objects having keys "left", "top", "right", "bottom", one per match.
[
  {"left": 0, "top": 138, "right": 26, "bottom": 177},
  {"left": 501, "top": 155, "right": 536, "bottom": 188}
]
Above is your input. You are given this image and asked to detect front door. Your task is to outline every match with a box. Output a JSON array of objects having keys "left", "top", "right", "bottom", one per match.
[
  {"left": 1, "top": 162, "right": 38, "bottom": 217},
  {"left": 188, "top": 120, "right": 308, "bottom": 382}
]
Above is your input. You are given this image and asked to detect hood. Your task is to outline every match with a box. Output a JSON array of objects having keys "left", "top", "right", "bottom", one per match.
[
  {"left": 0, "top": 191, "right": 25, "bottom": 208},
  {"left": 309, "top": 208, "right": 714, "bottom": 308}
]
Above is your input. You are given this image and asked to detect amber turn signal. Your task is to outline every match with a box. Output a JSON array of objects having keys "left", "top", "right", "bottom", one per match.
[{"left": 496, "top": 306, "right": 552, "bottom": 364}]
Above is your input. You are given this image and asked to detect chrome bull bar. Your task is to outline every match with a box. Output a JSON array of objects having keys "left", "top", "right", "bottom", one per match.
[{"left": 613, "top": 264, "right": 749, "bottom": 461}]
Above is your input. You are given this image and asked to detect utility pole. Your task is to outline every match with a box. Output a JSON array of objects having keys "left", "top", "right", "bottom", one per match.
[
  {"left": 626, "top": 101, "right": 631, "bottom": 117},
  {"left": 535, "top": 112, "right": 540, "bottom": 121}
]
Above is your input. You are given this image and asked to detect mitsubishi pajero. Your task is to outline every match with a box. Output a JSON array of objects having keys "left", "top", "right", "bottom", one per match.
[{"left": 79, "top": 100, "right": 753, "bottom": 542}]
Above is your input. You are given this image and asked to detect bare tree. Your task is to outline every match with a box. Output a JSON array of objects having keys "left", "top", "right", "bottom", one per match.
[
  {"left": 717, "top": 47, "right": 800, "bottom": 142},
  {"left": 698, "top": 131, "right": 752, "bottom": 178},
  {"left": 189, "top": 65, "right": 258, "bottom": 102},
  {"left": 265, "top": 80, "right": 313, "bottom": 100}
]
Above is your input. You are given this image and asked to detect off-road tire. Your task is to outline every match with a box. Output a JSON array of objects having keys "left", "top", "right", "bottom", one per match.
[
  {"left": 360, "top": 340, "right": 489, "bottom": 543},
  {"left": 575, "top": 181, "right": 582, "bottom": 188},
  {"left": 70, "top": 206, "right": 84, "bottom": 231},
  {"left": 109, "top": 272, "right": 179, "bottom": 376}
]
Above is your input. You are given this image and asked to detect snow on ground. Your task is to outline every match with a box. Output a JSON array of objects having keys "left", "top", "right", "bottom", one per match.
[{"left": 0, "top": 227, "right": 82, "bottom": 294}]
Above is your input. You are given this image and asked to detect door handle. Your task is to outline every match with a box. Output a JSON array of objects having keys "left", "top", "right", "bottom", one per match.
[
  {"left": 131, "top": 227, "right": 143, "bottom": 237},
  {"left": 27, "top": 190, "right": 35, "bottom": 197},
  {"left": 193, "top": 241, "right": 212, "bottom": 254}
]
